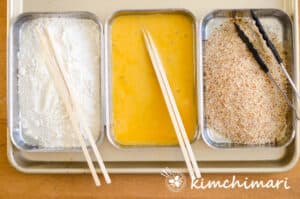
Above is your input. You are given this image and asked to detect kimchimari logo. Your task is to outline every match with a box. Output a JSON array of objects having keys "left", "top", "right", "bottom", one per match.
[
  {"left": 161, "top": 167, "right": 187, "bottom": 192},
  {"left": 161, "top": 168, "right": 291, "bottom": 191}
]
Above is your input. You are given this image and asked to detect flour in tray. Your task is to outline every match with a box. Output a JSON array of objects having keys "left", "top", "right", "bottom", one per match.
[{"left": 18, "top": 17, "right": 101, "bottom": 148}]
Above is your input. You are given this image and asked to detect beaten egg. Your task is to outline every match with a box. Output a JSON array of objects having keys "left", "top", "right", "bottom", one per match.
[{"left": 111, "top": 12, "right": 198, "bottom": 146}]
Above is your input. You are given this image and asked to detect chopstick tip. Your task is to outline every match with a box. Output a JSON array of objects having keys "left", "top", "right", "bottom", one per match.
[
  {"left": 141, "top": 28, "right": 149, "bottom": 38},
  {"left": 233, "top": 22, "right": 239, "bottom": 29},
  {"left": 250, "top": 9, "right": 257, "bottom": 19},
  {"left": 95, "top": 179, "right": 101, "bottom": 187},
  {"left": 141, "top": 28, "right": 150, "bottom": 44}
]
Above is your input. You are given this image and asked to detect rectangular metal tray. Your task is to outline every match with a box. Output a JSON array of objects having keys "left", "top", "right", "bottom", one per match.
[
  {"left": 104, "top": 9, "right": 201, "bottom": 148},
  {"left": 201, "top": 9, "right": 296, "bottom": 149},
  {"left": 9, "top": 11, "right": 105, "bottom": 152},
  {"left": 7, "top": 0, "right": 300, "bottom": 174}
]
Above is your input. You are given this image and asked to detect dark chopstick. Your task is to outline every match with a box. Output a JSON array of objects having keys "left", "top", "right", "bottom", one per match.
[
  {"left": 250, "top": 10, "right": 283, "bottom": 64},
  {"left": 250, "top": 10, "right": 300, "bottom": 101},
  {"left": 233, "top": 22, "right": 269, "bottom": 73},
  {"left": 234, "top": 22, "right": 299, "bottom": 119}
]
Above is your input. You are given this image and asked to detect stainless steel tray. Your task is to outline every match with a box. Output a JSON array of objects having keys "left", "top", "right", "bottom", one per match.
[
  {"left": 201, "top": 9, "right": 296, "bottom": 149},
  {"left": 104, "top": 9, "right": 201, "bottom": 148},
  {"left": 7, "top": 0, "right": 300, "bottom": 174},
  {"left": 9, "top": 12, "right": 105, "bottom": 152}
]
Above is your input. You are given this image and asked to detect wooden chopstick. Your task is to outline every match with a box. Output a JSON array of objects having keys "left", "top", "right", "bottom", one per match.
[
  {"left": 43, "top": 27, "right": 111, "bottom": 184},
  {"left": 142, "top": 29, "right": 201, "bottom": 180},
  {"left": 36, "top": 27, "right": 100, "bottom": 186},
  {"left": 36, "top": 27, "right": 111, "bottom": 186}
]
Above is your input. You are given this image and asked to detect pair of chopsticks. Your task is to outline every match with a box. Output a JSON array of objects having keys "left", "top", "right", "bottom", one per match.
[
  {"left": 142, "top": 29, "right": 201, "bottom": 180},
  {"left": 234, "top": 10, "right": 300, "bottom": 119},
  {"left": 36, "top": 27, "right": 111, "bottom": 186}
]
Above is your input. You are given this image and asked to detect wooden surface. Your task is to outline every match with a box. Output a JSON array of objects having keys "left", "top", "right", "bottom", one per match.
[{"left": 1, "top": 0, "right": 300, "bottom": 198}]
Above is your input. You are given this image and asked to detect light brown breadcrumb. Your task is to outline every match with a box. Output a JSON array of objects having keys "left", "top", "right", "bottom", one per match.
[{"left": 204, "top": 18, "right": 290, "bottom": 144}]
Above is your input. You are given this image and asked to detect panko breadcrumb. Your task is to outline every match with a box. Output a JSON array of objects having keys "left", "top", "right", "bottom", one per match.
[{"left": 204, "top": 18, "right": 290, "bottom": 144}]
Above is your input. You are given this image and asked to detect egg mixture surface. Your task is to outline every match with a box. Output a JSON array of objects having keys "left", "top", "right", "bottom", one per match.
[{"left": 111, "top": 13, "right": 198, "bottom": 145}]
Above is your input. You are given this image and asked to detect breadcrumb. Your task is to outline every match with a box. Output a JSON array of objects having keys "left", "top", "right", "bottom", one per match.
[{"left": 204, "top": 19, "right": 290, "bottom": 144}]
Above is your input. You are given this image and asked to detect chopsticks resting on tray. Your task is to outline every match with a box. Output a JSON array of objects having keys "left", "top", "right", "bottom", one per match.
[
  {"left": 250, "top": 10, "right": 300, "bottom": 101},
  {"left": 142, "top": 29, "right": 201, "bottom": 180},
  {"left": 234, "top": 22, "right": 300, "bottom": 120},
  {"left": 36, "top": 27, "right": 111, "bottom": 186}
]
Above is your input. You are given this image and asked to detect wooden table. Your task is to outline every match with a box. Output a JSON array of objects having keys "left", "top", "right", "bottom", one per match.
[{"left": 0, "top": 0, "right": 300, "bottom": 198}]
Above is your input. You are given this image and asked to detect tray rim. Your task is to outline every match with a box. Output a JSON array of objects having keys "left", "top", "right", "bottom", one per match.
[{"left": 6, "top": 0, "right": 300, "bottom": 174}]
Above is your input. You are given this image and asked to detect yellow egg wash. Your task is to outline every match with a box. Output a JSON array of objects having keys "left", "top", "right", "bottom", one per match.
[{"left": 111, "top": 13, "right": 198, "bottom": 146}]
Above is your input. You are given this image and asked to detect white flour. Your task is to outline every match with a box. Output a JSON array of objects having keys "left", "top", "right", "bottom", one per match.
[{"left": 18, "top": 17, "right": 101, "bottom": 148}]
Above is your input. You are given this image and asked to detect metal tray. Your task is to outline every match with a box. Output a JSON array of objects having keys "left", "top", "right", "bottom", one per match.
[
  {"left": 7, "top": 0, "right": 300, "bottom": 174},
  {"left": 201, "top": 9, "right": 296, "bottom": 149},
  {"left": 8, "top": 12, "right": 105, "bottom": 152},
  {"left": 105, "top": 9, "right": 201, "bottom": 148}
]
